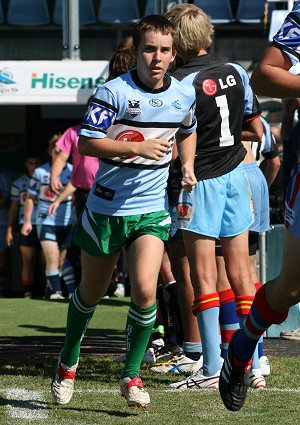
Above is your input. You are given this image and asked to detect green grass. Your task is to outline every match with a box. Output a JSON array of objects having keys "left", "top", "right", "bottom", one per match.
[{"left": 1, "top": 298, "right": 300, "bottom": 424}]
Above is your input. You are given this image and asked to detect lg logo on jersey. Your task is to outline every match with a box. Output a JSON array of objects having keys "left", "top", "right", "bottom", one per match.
[{"left": 202, "top": 75, "right": 236, "bottom": 96}]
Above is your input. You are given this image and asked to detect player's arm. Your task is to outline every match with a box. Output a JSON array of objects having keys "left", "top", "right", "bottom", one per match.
[
  {"left": 263, "top": 156, "right": 281, "bottom": 187},
  {"left": 48, "top": 181, "right": 76, "bottom": 217},
  {"left": 176, "top": 131, "right": 197, "bottom": 191},
  {"left": 250, "top": 44, "right": 300, "bottom": 98},
  {"left": 21, "top": 194, "right": 35, "bottom": 235},
  {"left": 50, "top": 150, "right": 69, "bottom": 194},
  {"left": 6, "top": 200, "right": 18, "bottom": 246},
  {"left": 242, "top": 116, "right": 264, "bottom": 142},
  {"left": 78, "top": 136, "right": 170, "bottom": 161}
]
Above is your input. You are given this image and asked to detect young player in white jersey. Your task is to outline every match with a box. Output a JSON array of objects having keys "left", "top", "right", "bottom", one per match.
[
  {"left": 51, "top": 14, "right": 197, "bottom": 409},
  {"left": 219, "top": 0, "right": 300, "bottom": 412}
]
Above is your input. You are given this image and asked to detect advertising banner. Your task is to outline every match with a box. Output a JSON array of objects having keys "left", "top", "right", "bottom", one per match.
[{"left": 0, "top": 60, "right": 109, "bottom": 104}]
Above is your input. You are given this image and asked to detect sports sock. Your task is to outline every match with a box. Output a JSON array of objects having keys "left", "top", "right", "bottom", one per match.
[
  {"left": 193, "top": 293, "right": 221, "bottom": 376},
  {"left": 61, "top": 287, "right": 97, "bottom": 366},
  {"left": 219, "top": 288, "right": 239, "bottom": 359},
  {"left": 45, "top": 269, "right": 61, "bottom": 294},
  {"left": 123, "top": 301, "right": 157, "bottom": 378},
  {"left": 0, "top": 266, "right": 6, "bottom": 293},
  {"left": 61, "top": 259, "right": 77, "bottom": 295},
  {"left": 255, "top": 282, "right": 265, "bottom": 358},
  {"left": 22, "top": 279, "right": 34, "bottom": 293},
  {"left": 165, "top": 281, "right": 184, "bottom": 347},
  {"left": 183, "top": 341, "right": 202, "bottom": 361},
  {"left": 235, "top": 294, "right": 260, "bottom": 369},
  {"left": 233, "top": 285, "right": 288, "bottom": 365}
]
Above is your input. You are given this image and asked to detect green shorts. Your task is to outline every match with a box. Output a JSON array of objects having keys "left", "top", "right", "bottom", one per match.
[{"left": 73, "top": 208, "right": 171, "bottom": 257}]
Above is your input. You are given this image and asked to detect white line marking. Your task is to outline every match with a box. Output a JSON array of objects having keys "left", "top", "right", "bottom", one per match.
[{"left": 5, "top": 388, "right": 48, "bottom": 420}]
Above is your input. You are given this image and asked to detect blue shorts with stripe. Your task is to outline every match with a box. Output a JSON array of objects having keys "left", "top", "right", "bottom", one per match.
[
  {"left": 177, "top": 164, "right": 253, "bottom": 238},
  {"left": 285, "top": 161, "right": 300, "bottom": 238},
  {"left": 243, "top": 162, "right": 269, "bottom": 233}
]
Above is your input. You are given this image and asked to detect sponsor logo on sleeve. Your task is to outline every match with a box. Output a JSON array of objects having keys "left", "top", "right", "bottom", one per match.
[
  {"left": 84, "top": 103, "right": 115, "bottom": 130},
  {"left": 202, "top": 79, "right": 218, "bottom": 96}
]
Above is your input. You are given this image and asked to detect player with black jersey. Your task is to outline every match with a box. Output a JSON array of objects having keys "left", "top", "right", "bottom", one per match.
[{"left": 165, "top": 3, "right": 263, "bottom": 390}]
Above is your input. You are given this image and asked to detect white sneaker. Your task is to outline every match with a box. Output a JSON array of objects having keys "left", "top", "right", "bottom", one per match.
[
  {"left": 114, "top": 347, "right": 156, "bottom": 364},
  {"left": 246, "top": 369, "right": 266, "bottom": 389},
  {"left": 259, "top": 355, "right": 271, "bottom": 376},
  {"left": 120, "top": 376, "right": 150, "bottom": 408},
  {"left": 169, "top": 368, "right": 220, "bottom": 390},
  {"left": 114, "top": 283, "right": 125, "bottom": 298},
  {"left": 51, "top": 358, "right": 78, "bottom": 404},
  {"left": 50, "top": 291, "right": 65, "bottom": 300},
  {"left": 150, "top": 354, "right": 203, "bottom": 374},
  {"left": 280, "top": 327, "right": 300, "bottom": 341}
]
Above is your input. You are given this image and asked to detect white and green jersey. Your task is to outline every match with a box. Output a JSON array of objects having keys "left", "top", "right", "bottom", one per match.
[{"left": 79, "top": 69, "right": 196, "bottom": 216}]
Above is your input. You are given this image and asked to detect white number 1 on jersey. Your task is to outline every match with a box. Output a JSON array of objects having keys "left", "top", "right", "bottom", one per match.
[{"left": 215, "top": 94, "right": 234, "bottom": 147}]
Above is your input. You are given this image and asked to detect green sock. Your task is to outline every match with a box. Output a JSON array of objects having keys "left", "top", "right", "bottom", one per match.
[
  {"left": 123, "top": 301, "right": 157, "bottom": 378},
  {"left": 61, "top": 288, "right": 96, "bottom": 366}
]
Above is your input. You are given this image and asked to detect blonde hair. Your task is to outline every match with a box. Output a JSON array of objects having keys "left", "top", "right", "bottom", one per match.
[{"left": 165, "top": 3, "right": 214, "bottom": 57}]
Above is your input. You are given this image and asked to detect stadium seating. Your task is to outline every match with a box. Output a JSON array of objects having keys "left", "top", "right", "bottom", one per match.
[
  {"left": 97, "top": 0, "right": 140, "bottom": 24},
  {"left": 236, "top": 0, "right": 275, "bottom": 24},
  {"left": 193, "top": 0, "right": 234, "bottom": 24},
  {"left": 7, "top": 0, "right": 50, "bottom": 25},
  {"left": 144, "top": 0, "right": 186, "bottom": 16},
  {"left": 53, "top": 0, "right": 96, "bottom": 26}
]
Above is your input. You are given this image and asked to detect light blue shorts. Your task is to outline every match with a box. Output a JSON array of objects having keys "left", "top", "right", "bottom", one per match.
[
  {"left": 243, "top": 162, "right": 270, "bottom": 233},
  {"left": 285, "top": 161, "right": 300, "bottom": 238},
  {"left": 177, "top": 165, "right": 253, "bottom": 238}
]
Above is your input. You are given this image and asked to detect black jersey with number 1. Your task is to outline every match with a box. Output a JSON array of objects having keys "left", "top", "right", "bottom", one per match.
[{"left": 173, "top": 54, "right": 261, "bottom": 180}]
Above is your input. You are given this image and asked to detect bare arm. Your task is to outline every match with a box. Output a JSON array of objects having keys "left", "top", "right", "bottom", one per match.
[
  {"left": 176, "top": 131, "right": 197, "bottom": 192},
  {"left": 6, "top": 200, "right": 18, "bottom": 246},
  {"left": 242, "top": 116, "right": 263, "bottom": 142},
  {"left": 263, "top": 156, "right": 281, "bottom": 187},
  {"left": 21, "top": 195, "right": 34, "bottom": 235},
  {"left": 50, "top": 150, "right": 69, "bottom": 193},
  {"left": 250, "top": 44, "right": 300, "bottom": 98},
  {"left": 78, "top": 135, "right": 170, "bottom": 161},
  {"left": 48, "top": 181, "right": 77, "bottom": 217}
]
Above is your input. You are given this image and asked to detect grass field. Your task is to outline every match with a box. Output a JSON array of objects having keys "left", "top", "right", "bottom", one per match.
[{"left": 1, "top": 298, "right": 300, "bottom": 424}]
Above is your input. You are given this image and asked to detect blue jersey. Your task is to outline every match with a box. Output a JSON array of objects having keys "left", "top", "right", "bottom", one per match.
[
  {"left": 27, "top": 162, "right": 75, "bottom": 226},
  {"left": 11, "top": 174, "right": 38, "bottom": 225},
  {"left": 0, "top": 169, "right": 11, "bottom": 226},
  {"left": 273, "top": 1, "right": 300, "bottom": 67},
  {"left": 79, "top": 69, "right": 196, "bottom": 216}
]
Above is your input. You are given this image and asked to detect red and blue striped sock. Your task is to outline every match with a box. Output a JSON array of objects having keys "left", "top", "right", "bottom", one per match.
[
  {"left": 219, "top": 288, "right": 239, "bottom": 359},
  {"left": 232, "top": 285, "right": 288, "bottom": 364}
]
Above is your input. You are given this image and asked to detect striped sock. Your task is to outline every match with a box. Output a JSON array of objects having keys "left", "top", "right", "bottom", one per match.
[
  {"left": 219, "top": 288, "right": 239, "bottom": 359},
  {"left": 183, "top": 341, "right": 202, "bottom": 361},
  {"left": 193, "top": 293, "right": 221, "bottom": 376},
  {"left": 232, "top": 285, "right": 288, "bottom": 365},
  {"left": 61, "top": 287, "right": 97, "bottom": 366},
  {"left": 123, "top": 302, "right": 157, "bottom": 378},
  {"left": 61, "top": 259, "right": 77, "bottom": 295},
  {"left": 45, "top": 269, "right": 61, "bottom": 294},
  {"left": 254, "top": 282, "right": 264, "bottom": 358}
]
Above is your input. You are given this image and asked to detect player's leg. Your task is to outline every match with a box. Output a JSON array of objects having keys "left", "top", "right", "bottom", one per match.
[{"left": 121, "top": 233, "right": 164, "bottom": 407}]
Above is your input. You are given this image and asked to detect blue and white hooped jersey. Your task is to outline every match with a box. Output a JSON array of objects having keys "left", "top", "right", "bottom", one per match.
[
  {"left": 79, "top": 69, "right": 196, "bottom": 216},
  {"left": 11, "top": 174, "right": 38, "bottom": 225},
  {"left": 27, "top": 162, "right": 75, "bottom": 226},
  {"left": 0, "top": 169, "right": 11, "bottom": 226},
  {"left": 273, "top": 1, "right": 300, "bottom": 67}
]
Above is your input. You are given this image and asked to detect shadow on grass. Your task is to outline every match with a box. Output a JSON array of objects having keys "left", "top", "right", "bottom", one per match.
[
  {"left": 17, "top": 324, "right": 126, "bottom": 338},
  {"left": 0, "top": 396, "right": 137, "bottom": 418}
]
